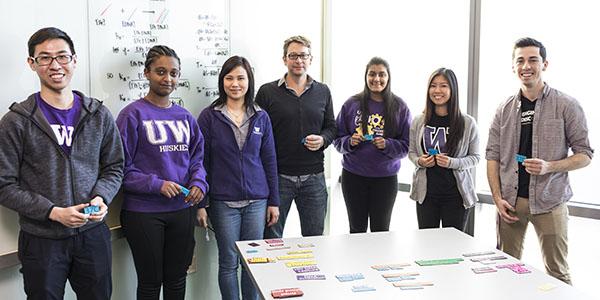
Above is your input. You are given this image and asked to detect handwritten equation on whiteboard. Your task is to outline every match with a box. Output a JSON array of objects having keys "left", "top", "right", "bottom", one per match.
[{"left": 88, "top": 0, "right": 230, "bottom": 115}]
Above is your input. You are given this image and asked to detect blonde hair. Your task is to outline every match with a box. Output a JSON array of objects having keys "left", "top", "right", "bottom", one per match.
[{"left": 283, "top": 35, "right": 311, "bottom": 57}]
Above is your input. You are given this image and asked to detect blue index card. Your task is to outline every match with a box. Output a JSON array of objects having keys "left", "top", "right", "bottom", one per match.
[
  {"left": 363, "top": 134, "right": 374, "bottom": 141},
  {"left": 180, "top": 185, "right": 190, "bottom": 196},
  {"left": 83, "top": 205, "right": 100, "bottom": 215},
  {"left": 428, "top": 148, "right": 439, "bottom": 155},
  {"left": 516, "top": 154, "right": 526, "bottom": 163}
]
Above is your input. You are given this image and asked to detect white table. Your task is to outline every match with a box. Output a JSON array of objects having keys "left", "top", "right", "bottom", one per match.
[{"left": 236, "top": 228, "right": 595, "bottom": 300}]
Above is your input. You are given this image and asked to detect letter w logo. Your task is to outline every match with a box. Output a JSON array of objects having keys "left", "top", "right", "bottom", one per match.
[
  {"left": 142, "top": 120, "right": 190, "bottom": 145},
  {"left": 423, "top": 125, "right": 448, "bottom": 151},
  {"left": 50, "top": 125, "right": 74, "bottom": 146}
]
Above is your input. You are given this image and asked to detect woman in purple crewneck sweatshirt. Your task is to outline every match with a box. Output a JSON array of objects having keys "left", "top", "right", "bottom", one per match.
[
  {"left": 334, "top": 57, "right": 411, "bottom": 233},
  {"left": 116, "top": 45, "right": 208, "bottom": 300}
]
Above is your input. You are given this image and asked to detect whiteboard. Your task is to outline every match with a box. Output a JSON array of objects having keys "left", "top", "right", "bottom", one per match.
[
  {"left": 0, "top": 0, "right": 230, "bottom": 257},
  {"left": 88, "top": 0, "right": 230, "bottom": 116}
]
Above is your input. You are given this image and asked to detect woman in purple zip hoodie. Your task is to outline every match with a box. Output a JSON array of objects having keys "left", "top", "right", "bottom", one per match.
[
  {"left": 198, "top": 56, "right": 279, "bottom": 300},
  {"left": 116, "top": 45, "right": 208, "bottom": 300}
]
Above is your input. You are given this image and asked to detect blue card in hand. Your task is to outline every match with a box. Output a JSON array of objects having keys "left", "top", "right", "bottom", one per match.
[
  {"left": 516, "top": 154, "right": 526, "bottom": 163},
  {"left": 363, "top": 134, "right": 374, "bottom": 141},
  {"left": 83, "top": 205, "right": 100, "bottom": 215},
  {"left": 180, "top": 185, "right": 190, "bottom": 196},
  {"left": 428, "top": 148, "right": 439, "bottom": 155}
]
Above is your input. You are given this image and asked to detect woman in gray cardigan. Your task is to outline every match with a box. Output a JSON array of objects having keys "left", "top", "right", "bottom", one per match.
[{"left": 408, "top": 68, "right": 479, "bottom": 232}]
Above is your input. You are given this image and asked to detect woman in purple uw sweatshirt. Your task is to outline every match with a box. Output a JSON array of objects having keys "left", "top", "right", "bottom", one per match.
[
  {"left": 116, "top": 45, "right": 208, "bottom": 300},
  {"left": 334, "top": 57, "right": 411, "bottom": 234},
  {"left": 198, "top": 56, "right": 279, "bottom": 300}
]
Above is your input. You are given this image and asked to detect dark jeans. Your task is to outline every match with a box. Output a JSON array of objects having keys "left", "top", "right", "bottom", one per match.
[
  {"left": 416, "top": 195, "right": 471, "bottom": 232},
  {"left": 18, "top": 223, "right": 112, "bottom": 300},
  {"left": 121, "top": 207, "right": 196, "bottom": 300},
  {"left": 341, "top": 169, "right": 398, "bottom": 233},
  {"left": 264, "top": 172, "right": 328, "bottom": 238}
]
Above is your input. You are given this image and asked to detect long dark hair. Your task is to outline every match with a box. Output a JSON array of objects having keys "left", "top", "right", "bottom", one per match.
[
  {"left": 211, "top": 55, "right": 255, "bottom": 112},
  {"left": 424, "top": 68, "right": 464, "bottom": 156},
  {"left": 356, "top": 57, "right": 399, "bottom": 138}
]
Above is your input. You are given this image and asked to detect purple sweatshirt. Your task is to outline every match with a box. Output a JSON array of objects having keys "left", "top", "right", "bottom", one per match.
[
  {"left": 333, "top": 95, "right": 411, "bottom": 177},
  {"left": 117, "top": 99, "right": 208, "bottom": 212}
]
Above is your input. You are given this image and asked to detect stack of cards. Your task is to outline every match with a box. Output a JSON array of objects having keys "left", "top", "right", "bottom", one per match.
[
  {"left": 497, "top": 263, "right": 531, "bottom": 274},
  {"left": 393, "top": 281, "right": 434, "bottom": 290},
  {"left": 428, "top": 148, "right": 439, "bottom": 155},
  {"left": 285, "top": 261, "right": 317, "bottom": 268},
  {"left": 83, "top": 205, "right": 100, "bottom": 214},
  {"left": 293, "top": 265, "right": 320, "bottom": 273},
  {"left": 352, "top": 285, "right": 376, "bottom": 292},
  {"left": 470, "top": 255, "right": 508, "bottom": 264},
  {"left": 415, "top": 258, "right": 463, "bottom": 266},
  {"left": 371, "top": 263, "right": 411, "bottom": 271},
  {"left": 462, "top": 251, "right": 496, "bottom": 257},
  {"left": 277, "top": 254, "right": 314, "bottom": 260},
  {"left": 335, "top": 273, "right": 364, "bottom": 282},
  {"left": 246, "top": 257, "right": 275, "bottom": 264},
  {"left": 271, "top": 288, "right": 303, "bottom": 298},
  {"left": 179, "top": 185, "right": 190, "bottom": 196},
  {"left": 472, "top": 267, "right": 497, "bottom": 274},
  {"left": 296, "top": 274, "right": 326, "bottom": 281}
]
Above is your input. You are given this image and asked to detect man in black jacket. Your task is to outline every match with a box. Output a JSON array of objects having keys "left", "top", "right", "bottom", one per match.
[{"left": 256, "top": 35, "right": 336, "bottom": 238}]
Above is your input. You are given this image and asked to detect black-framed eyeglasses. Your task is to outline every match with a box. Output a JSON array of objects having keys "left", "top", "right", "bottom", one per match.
[
  {"left": 286, "top": 53, "right": 311, "bottom": 61},
  {"left": 31, "top": 55, "right": 74, "bottom": 66}
]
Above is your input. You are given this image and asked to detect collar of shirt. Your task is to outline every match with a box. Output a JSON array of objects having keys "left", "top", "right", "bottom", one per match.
[
  {"left": 214, "top": 103, "right": 260, "bottom": 119},
  {"left": 277, "top": 73, "right": 314, "bottom": 95}
]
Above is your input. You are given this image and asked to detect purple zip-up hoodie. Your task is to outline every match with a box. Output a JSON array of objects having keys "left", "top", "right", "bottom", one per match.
[
  {"left": 117, "top": 99, "right": 208, "bottom": 213},
  {"left": 334, "top": 95, "right": 411, "bottom": 177},
  {"left": 197, "top": 106, "right": 279, "bottom": 207}
]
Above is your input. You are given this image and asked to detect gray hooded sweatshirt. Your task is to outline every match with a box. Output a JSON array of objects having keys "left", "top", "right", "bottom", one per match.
[{"left": 0, "top": 91, "right": 124, "bottom": 239}]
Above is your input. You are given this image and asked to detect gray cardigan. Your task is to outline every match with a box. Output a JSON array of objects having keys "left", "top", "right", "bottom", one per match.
[
  {"left": 408, "top": 113, "right": 480, "bottom": 208},
  {"left": 0, "top": 91, "right": 124, "bottom": 239}
]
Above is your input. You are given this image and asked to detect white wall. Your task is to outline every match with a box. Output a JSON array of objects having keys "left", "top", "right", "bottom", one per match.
[{"left": 0, "top": 0, "right": 324, "bottom": 299}]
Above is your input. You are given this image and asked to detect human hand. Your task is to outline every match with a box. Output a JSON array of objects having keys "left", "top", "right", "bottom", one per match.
[
  {"left": 304, "top": 134, "right": 324, "bottom": 151},
  {"left": 87, "top": 196, "right": 108, "bottom": 222},
  {"left": 350, "top": 133, "right": 364, "bottom": 147},
  {"left": 160, "top": 180, "right": 181, "bottom": 198},
  {"left": 523, "top": 158, "right": 551, "bottom": 175},
  {"left": 184, "top": 186, "right": 204, "bottom": 205},
  {"left": 196, "top": 208, "right": 208, "bottom": 228},
  {"left": 373, "top": 136, "right": 386, "bottom": 150},
  {"left": 494, "top": 198, "right": 519, "bottom": 224},
  {"left": 49, "top": 203, "right": 90, "bottom": 228},
  {"left": 266, "top": 206, "right": 280, "bottom": 227},
  {"left": 435, "top": 153, "right": 451, "bottom": 168},
  {"left": 418, "top": 154, "right": 435, "bottom": 168}
]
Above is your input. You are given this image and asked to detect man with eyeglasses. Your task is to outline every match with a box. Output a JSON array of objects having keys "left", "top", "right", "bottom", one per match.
[
  {"left": 0, "top": 27, "right": 123, "bottom": 299},
  {"left": 486, "top": 37, "right": 593, "bottom": 284},
  {"left": 257, "top": 35, "right": 337, "bottom": 238}
]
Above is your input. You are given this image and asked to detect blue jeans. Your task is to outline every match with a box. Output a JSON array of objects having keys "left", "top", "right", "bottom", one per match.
[
  {"left": 264, "top": 172, "right": 328, "bottom": 238},
  {"left": 208, "top": 200, "right": 267, "bottom": 300}
]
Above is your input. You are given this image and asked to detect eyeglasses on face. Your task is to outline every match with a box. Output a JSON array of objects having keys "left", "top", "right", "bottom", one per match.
[
  {"left": 31, "top": 55, "right": 74, "bottom": 66},
  {"left": 286, "top": 52, "right": 311, "bottom": 61}
]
